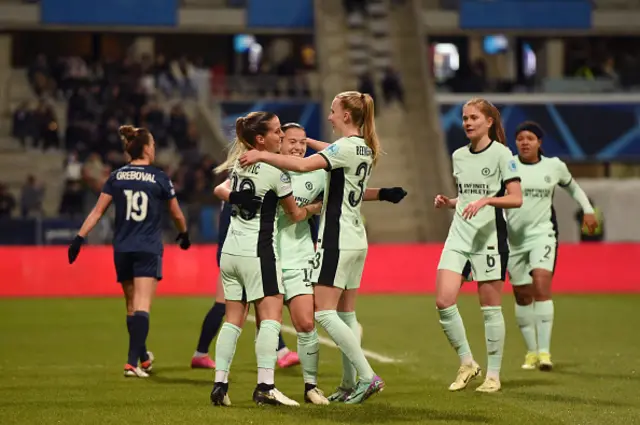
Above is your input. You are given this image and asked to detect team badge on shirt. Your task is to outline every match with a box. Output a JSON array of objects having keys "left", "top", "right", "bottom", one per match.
[
  {"left": 305, "top": 181, "right": 313, "bottom": 190},
  {"left": 326, "top": 144, "right": 339, "bottom": 156},
  {"left": 481, "top": 167, "right": 491, "bottom": 176},
  {"left": 281, "top": 173, "right": 291, "bottom": 183},
  {"left": 544, "top": 175, "right": 551, "bottom": 183}
]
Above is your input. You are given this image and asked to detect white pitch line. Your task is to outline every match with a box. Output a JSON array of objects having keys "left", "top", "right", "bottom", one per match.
[{"left": 246, "top": 314, "right": 401, "bottom": 364}]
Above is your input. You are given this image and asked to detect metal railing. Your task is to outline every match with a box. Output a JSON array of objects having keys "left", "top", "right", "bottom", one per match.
[{"left": 210, "top": 74, "right": 321, "bottom": 101}]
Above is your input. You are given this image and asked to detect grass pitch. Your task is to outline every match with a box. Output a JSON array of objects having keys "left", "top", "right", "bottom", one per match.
[{"left": 1, "top": 295, "right": 639, "bottom": 425}]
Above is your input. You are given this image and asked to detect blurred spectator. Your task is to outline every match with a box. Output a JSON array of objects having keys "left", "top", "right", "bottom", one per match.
[
  {"left": 381, "top": 67, "right": 405, "bottom": 106},
  {"left": 169, "top": 104, "right": 189, "bottom": 149},
  {"left": 0, "top": 183, "right": 16, "bottom": 217},
  {"left": 64, "top": 151, "right": 83, "bottom": 183},
  {"left": 99, "top": 118, "right": 126, "bottom": 164},
  {"left": 28, "top": 54, "right": 54, "bottom": 97},
  {"left": 155, "top": 54, "right": 175, "bottom": 96},
  {"left": 358, "top": 72, "right": 377, "bottom": 106},
  {"left": 20, "top": 175, "right": 45, "bottom": 218},
  {"left": 33, "top": 100, "right": 60, "bottom": 150},
  {"left": 82, "top": 153, "right": 106, "bottom": 193},
  {"left": 12, "top": 101, "right": 37, "bottom": 148},
  {"left": 599, "top": 56, "right": 619, "bottom": 84},
  {"left": 58, "top": 180, "right": 85, "bottom": 218},
  {"left": 141, "top": 101, "right": 168, "bottom": 148},
  {"left": 171, "top": 56, "right": 197, "bottom": 98}
]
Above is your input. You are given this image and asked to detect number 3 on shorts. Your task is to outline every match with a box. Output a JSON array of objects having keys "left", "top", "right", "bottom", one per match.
[{"left": 310, "top": 251, "right": 321, "bottom": 270}]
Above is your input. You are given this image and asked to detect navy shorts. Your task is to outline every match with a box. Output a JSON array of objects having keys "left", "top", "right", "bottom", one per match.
[{"left": 114, "top": 251, "right": 163, "bottom": 283}]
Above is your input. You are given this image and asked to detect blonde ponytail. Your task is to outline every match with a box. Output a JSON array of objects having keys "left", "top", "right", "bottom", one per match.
[
  {"left": 214, "top": 117, "right": 252, "bottom": 174},
  {"left": 361, "top": 93, "right": 381, "bottom": 165}
]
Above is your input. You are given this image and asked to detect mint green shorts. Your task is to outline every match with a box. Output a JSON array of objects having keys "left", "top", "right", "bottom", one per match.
[
  {"left": 438, "top": 249, "right": 507, "bottom": 283},
  {"left": 311, "top": 248, "right": 367, "bottom": 290},
  {"left": 282, "top": 268, "right": 314, "bottom": 301},
  {"left": 219, "top": 253, "right": 284, "bottom": 302},
  {"left": 508, "top": 243, "right": 557, "bottom": 286}
]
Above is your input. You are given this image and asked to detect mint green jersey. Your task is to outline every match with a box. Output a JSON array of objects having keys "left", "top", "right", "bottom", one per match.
[
  {"left": 506, "top": 156, "right": 573, "bottom": 253},
  {"left": 222, "top": 161, "right": 293, "bottom": 258},
  {"left": 444, "top": 141, "right": 520, "bottom": 254},
  {"left": 277, "top": 169, "right": 326, "bottom": 269},
  {"left": 316, "top": 136, "right": 373, "bottom": 250}
]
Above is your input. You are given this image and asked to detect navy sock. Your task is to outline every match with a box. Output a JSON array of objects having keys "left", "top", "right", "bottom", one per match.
[
  {"left": 196, "top": 302, "right": 226, "bottom": 354},
  {"left": 277, "top": 332, "right": 287, "bottom": 351},
  {"left": 127, "top": 315, "right": 149, "bottom": 363},
  {"left": 127, "top": 311, "right": 150, "bottom": 367}
]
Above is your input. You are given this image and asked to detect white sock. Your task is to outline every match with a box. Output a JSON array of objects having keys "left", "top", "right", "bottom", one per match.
[
  {"left": 486, "top": 370, "right": 500, "bottom": 381},
  {"left": 214, "top": 370, "right": 228, "bottom": 383},
  {"left": 194, "top": 351, "right": 208, "bottom": 357},
  {"left": 257, "top": 367, "right": 275, "bottom": 385},
  {"left": 276, "top": 347, "right": 290, "bottom": 360},
  {"left": 460, "top": 353, "right": 474, "bottom": 366}
]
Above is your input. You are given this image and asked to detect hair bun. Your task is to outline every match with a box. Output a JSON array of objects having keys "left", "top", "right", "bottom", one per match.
[{"left": 118, "top": 125, "right": 136, "bottom": 143}]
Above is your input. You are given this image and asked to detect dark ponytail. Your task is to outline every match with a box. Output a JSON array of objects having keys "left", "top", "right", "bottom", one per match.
[{"left": 119, "top": 125, "right": 151, "bottom": 160}]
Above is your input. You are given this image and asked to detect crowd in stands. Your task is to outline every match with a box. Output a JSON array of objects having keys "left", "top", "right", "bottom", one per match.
[{"left": 8, "top": 52, "right": 224, "bottom": 242}]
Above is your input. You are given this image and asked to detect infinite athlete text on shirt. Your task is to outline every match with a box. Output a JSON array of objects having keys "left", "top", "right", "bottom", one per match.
[
  {"left": 524, "top": 188, "right": 552, "bottom": 198},
  {"left": 116, "top": 171, "right": 157, "bottom": 183},
  {"left": 458, "top": 183, "right": 490, "bottom": 195},
  {"left": 294, "top": 196, "right": 312, "bottom": 206}
]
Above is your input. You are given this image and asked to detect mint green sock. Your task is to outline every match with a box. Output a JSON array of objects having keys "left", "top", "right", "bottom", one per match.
[
  {"left": 255, "top": 319, "right": 280, "bottom": 370},
  {"left": 315, "top": 310, "right": 375, "bottom": 381},
  {"left": 438, "top": 305, "right": 473, "bottom": 364},
  {"left": 214, "top": 322, "right": 242, "bottom": 382},
  {"left": 297, "top": 329, "right": 319, "bottom": 385},
  {"left": 338, "top": 311, "right": 361, "bottom": 389},
  {"left": 482, "top": 306, "right": 505, "bottom": 379},
  {"left": 515, "top": 302, "right": 537, "bottom": 353},
  {"left": 535, "top": 300, "right": 554, "bottom": 354}
]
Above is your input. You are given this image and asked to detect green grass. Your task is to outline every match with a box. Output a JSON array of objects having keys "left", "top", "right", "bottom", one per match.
[{"left": 1, "top": 295, "right": 639, "bottom": 425}]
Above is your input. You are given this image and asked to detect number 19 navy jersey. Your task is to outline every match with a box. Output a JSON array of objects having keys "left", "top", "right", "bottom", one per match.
[{"left": 102, "top": 164, "right": 176, "bottom": 255}]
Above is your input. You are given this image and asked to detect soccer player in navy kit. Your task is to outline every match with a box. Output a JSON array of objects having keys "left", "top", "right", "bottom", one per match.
[{"left": 68, "top": 125, "right": 191, "bottom": 378}]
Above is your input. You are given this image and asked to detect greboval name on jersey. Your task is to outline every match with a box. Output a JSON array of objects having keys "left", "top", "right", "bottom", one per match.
[{"left": 116, "top": 170, "right": 157, "bottom": 183}]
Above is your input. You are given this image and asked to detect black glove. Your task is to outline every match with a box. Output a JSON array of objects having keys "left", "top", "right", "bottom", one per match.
[
  {"left": 379, "top": 187, "right": 407, "bottom": 204},
  {"left": 68, "top": 235, "right": 84, "bottom": 264},
  {"left": 229, "top": 189, "right": 262, "bottom": 215},
  {"left": 176, "top": 232, "right": 191, "bottom": 250}
]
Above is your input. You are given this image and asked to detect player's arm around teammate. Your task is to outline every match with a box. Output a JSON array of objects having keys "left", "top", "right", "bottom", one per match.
[
  {"left": 507, "top": 121, "right": 597, "bottom": 371},
  {"left": 434, "top": 98, "right": 522, "bottom": 393},
  {"left": 68, "top": 125, "right": 190, "bottom": 378},
  {"left": 210, "top": 112, "right": 317, "bottom": 407},
  {"left": 240, "top": 92, "right": 392, "bottom": 405}
]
